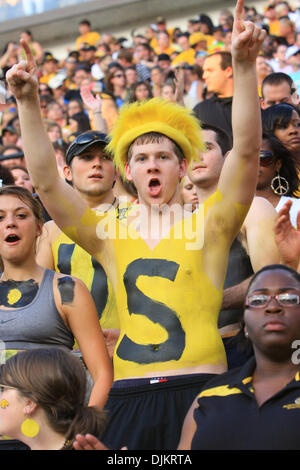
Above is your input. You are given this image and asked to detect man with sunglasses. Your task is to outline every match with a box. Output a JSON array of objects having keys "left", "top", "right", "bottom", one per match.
[
  {"left": 188, "top": 123, "right": 280, "bottom": 369},
  {"left": 36, "top": 130, "right": 120, "bottom": 336},
  {"left": 7, "top": 0, "right": 266, "bottom": 450}
]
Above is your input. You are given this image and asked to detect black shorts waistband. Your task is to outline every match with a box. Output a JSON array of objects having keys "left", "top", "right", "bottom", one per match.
[{"left": 110, "top": 373, "right": 216, "bottom": 396}]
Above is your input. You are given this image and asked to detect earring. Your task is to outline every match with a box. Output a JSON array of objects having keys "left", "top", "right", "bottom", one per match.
[
  {"left": 271, "top": 172, "right": 289, "bottom": 196},
  {"left": 21, "top": 417, "right": 39, "bottom": 438},
  {"left": 245, "top": 331, "right": 249, "bottom": 338}
]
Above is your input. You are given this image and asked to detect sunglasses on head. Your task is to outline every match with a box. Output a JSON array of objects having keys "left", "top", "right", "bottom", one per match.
[
  {"left": 69, "top": 131, "right": 107, "bottom": 147},
  {"left": 259, "top": 150, "right": 275, "bottom": 167}
]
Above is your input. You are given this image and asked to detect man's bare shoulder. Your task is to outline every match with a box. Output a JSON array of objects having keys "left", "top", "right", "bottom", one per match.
[
  {"left": 42, "top": 219, "right": 63, "bottom": 241},
  {"left": 244, "top": 196, "right": 276, "bottom": 225}
]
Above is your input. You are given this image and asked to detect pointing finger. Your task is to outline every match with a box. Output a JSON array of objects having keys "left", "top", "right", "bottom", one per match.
[
  {"left": 235, "top": 0, "right": 245, "bottom": 19},
  {"left": 20, "top": 38, "right": 36, "bottom": 72}
]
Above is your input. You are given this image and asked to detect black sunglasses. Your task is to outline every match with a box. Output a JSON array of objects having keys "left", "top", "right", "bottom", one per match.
[{"left": 259, "top": 150, "right": 275, "bottom": 167}]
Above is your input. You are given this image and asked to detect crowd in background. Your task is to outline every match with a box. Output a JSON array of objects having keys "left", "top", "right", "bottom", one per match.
[{"left": 0, "top": 0, "right": 299, "bottom": 183}]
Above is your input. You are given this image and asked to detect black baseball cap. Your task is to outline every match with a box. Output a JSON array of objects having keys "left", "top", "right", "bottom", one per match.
[{"left": 66, "top": 130, "right": 111, "bottom": 165}]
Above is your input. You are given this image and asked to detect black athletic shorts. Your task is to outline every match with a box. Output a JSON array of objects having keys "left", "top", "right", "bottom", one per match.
[{"left": 100, "top": 373, "right": 216, "bottom": 450}]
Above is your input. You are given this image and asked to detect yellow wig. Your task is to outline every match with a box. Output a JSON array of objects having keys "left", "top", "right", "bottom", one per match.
[{"left": 107, "top": 98, "right": 205, "bottom": 177}]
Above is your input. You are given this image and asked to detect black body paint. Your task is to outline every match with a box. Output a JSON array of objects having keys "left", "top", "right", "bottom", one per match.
[
  {"left": 57, "top": 277, "right": 75, "bottom": 305},
  {"left": 0, "top": 279, "right": 39, "bottom": 307},
  {"left": 117, "top": 258, "right": 186, "bottom": 364},
  {"left": 57, "top": 243, "right": 108, "bottom": 319}
]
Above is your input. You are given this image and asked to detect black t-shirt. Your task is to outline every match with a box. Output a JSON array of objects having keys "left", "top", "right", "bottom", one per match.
[{"left": 193, "top": 94, "right": 233, "bottom": 137}]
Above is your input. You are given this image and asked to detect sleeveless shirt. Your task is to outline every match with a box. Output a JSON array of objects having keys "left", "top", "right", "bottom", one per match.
[{"left": 0, "top": 269, "right": 74, "bottom": 353}]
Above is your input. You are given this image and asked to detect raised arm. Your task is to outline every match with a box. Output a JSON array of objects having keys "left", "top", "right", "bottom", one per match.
[
  {"left": 202, "top": 0, "right": 266, "bottom": 290},
  {"left": 218, "top": 0, "right": 266, "bottom": 207},
  {"left": 6, "top": 40, "right": 104, "bottom": 256}
]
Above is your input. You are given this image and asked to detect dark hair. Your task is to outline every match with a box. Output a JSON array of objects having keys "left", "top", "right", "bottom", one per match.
[
  {"left": 69, "top": 112, "right": 91, "bottom": 133},
  {"left": 129, "top": 81, "right": 153, "bottom": 103},
  {"left": 125, "top": 65, "right": 137, "bottom": 73},
  {"left": 79, "top": 19, "right": 91, "bottom": 27},
  {"left": 53, "top": 141, "right": 68, "bottom": 160},
  {"left": 40, "top": 95, "right": 55, "bottom": 107},
  {"left": 198, "top": 13, "right": 214, "bottom": 35},
  {"left": 150, "top": 65, "right": 163, "bottom": 74},
  {"left": 261, "top": 72, "right": 296, "bottom": 99},
  {"left": 247, "top": 264, "right": 300, "bottom": 296},
  {"left": 261, "top": 103, "right": 300, "bottom": 135},
  {"left": 0, "top": 164, "right": 15, "bottom": 185},
  {"left": 0, "top": 348, "right": 106, "bottom": 449},
  {"left": 104, "top": 67, "right": 125, "bottom": 94},
  {"left": 1, "top": 144, "right": 23, "bottom": 155},
  {"left": 73, "top": 65, "right": 90, "bottom": 76},
  {"left": 262, "top": 132, "right": 299, "bottom": 195},
  {"left": 9, "top": 164, "right": 29, "bottom": 174},
  {"left": 200, "top": 123, "right": 233, "bottom": 156}
]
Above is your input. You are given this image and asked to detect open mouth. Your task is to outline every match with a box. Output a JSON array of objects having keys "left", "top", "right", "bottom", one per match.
[
  {"left": 148, "top": 178, "right": 162, "bottom": 196},
  {"left": 5, "top": 234, "right": 20, "bottom": 244}
]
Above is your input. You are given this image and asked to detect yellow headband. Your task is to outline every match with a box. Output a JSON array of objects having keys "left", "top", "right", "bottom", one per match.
[{"left": 107, "top": 98, "right": 205, "bottom": 177}]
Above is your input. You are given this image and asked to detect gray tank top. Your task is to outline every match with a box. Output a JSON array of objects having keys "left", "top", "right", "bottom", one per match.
[{"left": 0, "top": 269, "right": 74, "bottom": 351}]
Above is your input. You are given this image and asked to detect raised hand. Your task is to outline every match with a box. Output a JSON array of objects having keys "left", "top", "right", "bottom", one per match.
[
  {"left": 6, "top": 39, "right": 38, "bottom": 101},
  {"left": 274, "top": 200, "right": 300, "bottom": 270},
  {"left": 174, "top": 66, "right": 185, "bottom": 106},
  {"left": 80, "top": 85, "right": 102, "bottom": 113},
  {"left": 231, "top": 0, "right": 266, "bottom": 62}
]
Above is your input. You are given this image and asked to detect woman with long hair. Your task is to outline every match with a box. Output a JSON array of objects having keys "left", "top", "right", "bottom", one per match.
[
  {"left": 262, "top": 103, "right": 300, "bottom": 164},
  {"left": 0, "top": 185, "right": 112, "bottom": 441},
  {"left": 256, "top": 133, "right": 300, "bottom": 225},
  {"left": 0, "top": 348, "right": 107, "bottom": 450},
  {"left": 68, "top": 112, "right": 91, "bottom": 135},
  {"left": 103, "top": 67, "right": 127, "bottom": 109},
  {"left": 128, "top": 81, "right": 153, "bottom": 103}
]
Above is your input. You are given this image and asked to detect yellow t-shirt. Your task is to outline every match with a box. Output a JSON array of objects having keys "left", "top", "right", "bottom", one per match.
[
  {"left": 75, "top": 31, "right": 101, "bottom": 50},
  {"left": 39, "top": 73, "right": 56, "bottom": 85}
]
